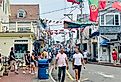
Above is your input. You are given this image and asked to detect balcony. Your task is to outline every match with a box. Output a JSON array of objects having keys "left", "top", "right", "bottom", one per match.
[
  {"left": 17, "top": 27, "right": 31, "bottom": 32},
  {"left": 8, "top": 27, "right": 34, "bottom": 33}
]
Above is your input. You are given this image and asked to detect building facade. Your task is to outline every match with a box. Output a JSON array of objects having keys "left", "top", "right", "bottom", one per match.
[
  {"left": 0, "top": 4, "right": 41, "bottom": 58},
  {"left": 98, "top": 0, "right": 121, "bottom": 62}
]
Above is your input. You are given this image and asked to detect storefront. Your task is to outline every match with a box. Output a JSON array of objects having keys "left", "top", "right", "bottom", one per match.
[{"left": 0, "top": 33, "right": 35, "bottom": 57}]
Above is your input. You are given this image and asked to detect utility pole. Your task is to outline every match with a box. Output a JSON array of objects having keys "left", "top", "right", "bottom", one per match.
[
  {"left": 89, "top": 27, "right": 92, "bottom": 60},
  {"left": 64, "top": 14, "right": 73, "bottom": 50}
]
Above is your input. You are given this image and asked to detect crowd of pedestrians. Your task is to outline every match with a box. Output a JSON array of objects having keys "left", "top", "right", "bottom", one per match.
[
  {"left": 1, "top": 45, "right": 121, "bottom": 82},
  {"left": 0, "top": 45, "right": 88, "bottom": 82},
  {"left": 7, "top": 47, "right": 54, "bottom": 75}
]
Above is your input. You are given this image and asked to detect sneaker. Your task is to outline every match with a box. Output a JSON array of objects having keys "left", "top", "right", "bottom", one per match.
[
  {"left": 78, "top": 80, "right": 80, "bottom": 82},
  {"left": 34, "top": 72, "right": 37, "bottom": 74},
  {"left": 31, "top": 72, "right": 34, "bottom": 75},
  {"left": 15, "top": 71, "right": 19, "bottom": 74},
  {"left": 23, "top": 71, "right": 26, "bottom": 74},
  {"left": 29, "top": 71, "right": 31, "bottom": 74}
]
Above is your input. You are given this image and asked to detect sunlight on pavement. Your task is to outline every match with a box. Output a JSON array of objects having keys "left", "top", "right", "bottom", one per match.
[{"left": 81, "top": 78, "right": 89, "bottom": 81}]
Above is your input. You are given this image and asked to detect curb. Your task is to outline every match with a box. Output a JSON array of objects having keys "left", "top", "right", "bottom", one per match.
[
  {"left": 49, "top": 66, "right": 56, "bottom": 82},
  {"left": 88, "top": 62, "right": 121, "bottom": 68}
]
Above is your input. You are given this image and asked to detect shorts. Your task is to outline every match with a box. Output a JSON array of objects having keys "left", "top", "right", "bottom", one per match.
[
  {"left": 84, "top": 58, "right": 87, "bottom": 61},
  {"left": 48, "top": 59, "right": 52, "bottom": 63},
  {"left": 30, "top": 62, "right": 35, "bottom": 66},
  {"left": 25, "top": 61, "right": 30, "bottom": 66},
  {"left": 73, "top": 65, "right": 82, "bottom": 70}
]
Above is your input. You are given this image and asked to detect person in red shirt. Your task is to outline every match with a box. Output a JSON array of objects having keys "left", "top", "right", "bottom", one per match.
[{"left": 112, "top": 49, "right": 117, "bottom": 65}]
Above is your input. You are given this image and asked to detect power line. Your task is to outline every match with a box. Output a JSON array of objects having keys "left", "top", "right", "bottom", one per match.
[{"left": 40, "top": 5, "right": 78, "bottom": 15}]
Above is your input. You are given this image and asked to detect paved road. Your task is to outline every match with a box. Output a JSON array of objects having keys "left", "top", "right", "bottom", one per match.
[
  {"left": 68, "top": 63, "right": 121, "bottom": 82},
  {"left": 51, "top": 67, "right": 73, "bottom": 82}
]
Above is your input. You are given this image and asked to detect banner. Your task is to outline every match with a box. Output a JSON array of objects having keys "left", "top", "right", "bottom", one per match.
[
  {"left": 99, "top": 0, "right": 106, "bottom": 9},
  {"left": 67, "top": 0, "right": 83, "bottom": 4},
  {"left": 112, "top": 1, "right": 121, "bottom": 11},
  {"left": 88, "top": 0, "right": 98, "bottom": 22}
]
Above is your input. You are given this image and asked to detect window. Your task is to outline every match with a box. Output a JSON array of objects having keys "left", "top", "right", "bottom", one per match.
[
  {"left": 101, "top": 15, "right": 104, "bottom": 25},
  {"left": 106, "top": 15, "right": 114, "bottom": 25},
  {"left": 115, "top": 15, "right": 119, "bottom": 25},
  {"left": 17, "top": 9, "right": 26, "bottom": 18},
  {"left": 100, "top": 13, "right": 120, "bottom": 26}
]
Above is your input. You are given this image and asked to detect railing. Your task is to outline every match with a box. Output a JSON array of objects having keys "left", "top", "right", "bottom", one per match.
[
  {"left": 7, "top": 27, "right": 34, "bottom": 33},
  {"left": 17, "top": 27, "right": 31, "bottom": 32}
]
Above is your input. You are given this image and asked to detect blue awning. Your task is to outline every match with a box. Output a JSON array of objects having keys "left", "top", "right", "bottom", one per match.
[{"left": 100, "top": 38, "right": 109, "bottom": 46}]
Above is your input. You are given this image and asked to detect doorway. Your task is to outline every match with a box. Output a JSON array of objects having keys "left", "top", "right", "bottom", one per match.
[{"left": 14, "top": 44, "right": 28, "bottom": 59}]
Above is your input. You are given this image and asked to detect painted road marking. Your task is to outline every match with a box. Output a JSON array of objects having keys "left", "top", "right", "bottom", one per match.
[
  {"left": 97, "top": 72, "right": 114, "bottom": 78},
  {"left": 81, "top": 78, "right": 89, "bottom": 81},
  {"left": 66, "top": 70, "right": 74, "bottom": 81},
  {"left": 66, "top": 70, "right": 89, "bottom": 82},
  {"left": 49, "top": 66, "right": 56, "bottom": 82}
]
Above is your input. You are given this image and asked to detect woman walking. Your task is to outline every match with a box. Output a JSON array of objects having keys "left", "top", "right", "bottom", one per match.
[
  {"left": 112, "top": 49, "right": 117, "bottom": 65},
  {"left": 30, "top": 53, "right": 36, "bottom": 74},
  {"left": 72, "top": 47, "right": 85, "bottom": 82},
  {"left": 23, "top": 51, "right": 31, "bottom": 74}
]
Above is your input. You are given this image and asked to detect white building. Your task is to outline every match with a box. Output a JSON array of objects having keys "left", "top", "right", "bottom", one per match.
[{"left": 0, "top": 3, "right": 41, "bottom": 58}]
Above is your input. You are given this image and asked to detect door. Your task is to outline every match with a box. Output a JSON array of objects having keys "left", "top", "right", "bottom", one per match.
[{"left": 14, "top": 44, "right": 28, "bottom": 59}]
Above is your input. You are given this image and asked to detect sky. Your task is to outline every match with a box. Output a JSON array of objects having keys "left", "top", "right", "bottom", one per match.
[{"left": 11, "top": 0, "right": 89, "bottom": 41}]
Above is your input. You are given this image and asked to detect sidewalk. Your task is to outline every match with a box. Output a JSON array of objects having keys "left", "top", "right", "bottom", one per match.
[
  {"left": 88, "top": 62, "right": 121, "bottom": 67},
  {"left": 0, "top": 69, "right": 53, "bottom": 82}
]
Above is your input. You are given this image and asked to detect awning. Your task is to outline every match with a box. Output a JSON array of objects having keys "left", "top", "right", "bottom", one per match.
[
  {"left": 64, "top": 21, "right": 93, "bottom": 28},
  {"left": 100, "top": 38, "right": 109, "bottom": 46},
  {"left": 90, "top": 31, "right": 99, "bottom": 38}
]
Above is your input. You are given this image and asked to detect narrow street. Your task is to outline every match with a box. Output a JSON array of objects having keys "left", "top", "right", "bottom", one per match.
[
  {"left": 0, "top": 0, "right": 121, "bottom": 82},
  {"left": 68, "top": 63, "right": 121, "bottom": 82}
]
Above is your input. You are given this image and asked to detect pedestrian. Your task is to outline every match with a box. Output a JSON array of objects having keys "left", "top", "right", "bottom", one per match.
[
  {"left": 55, "top": 48, "right": 69, "bottom": 82},
  {"left": 83, "top": 50, "right": 88, "bottom": 64},
  {"left": 72, "top": 47, "right": 85, "bottom": 82},
  {"left": 9, "top": 47, "right": 19, "bottom": 74},
  {"left": 112, "top": 49, "right": 117, "bottom": 66},
  {"left": 23, "top": 51, "right": 31, "bottom": 74},
  {"left": 118, "top": 50, "right": 121, "bottom": 64},
  {"left": 42, "top": 49, "right": 48, "bottom": 59},
  {"left": 48, "top": 50, "right": 52, "bottom": 63},
  {"left": 30, "top": 53, "right": 36, "bottom": 74},
  {"left": 0, "top": 53, "right": 2, "bottom": 64}
]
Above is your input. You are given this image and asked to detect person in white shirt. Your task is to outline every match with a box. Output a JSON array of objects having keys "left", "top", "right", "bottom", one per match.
[
  {"left": 72, "top": 47, "right": 85, "bottom": 82},
  {"left": 55, "top": 48, "right": 69, "bottom": 82},
  {"left": 83, "top": 50, "right": 88, "bottom": 64}
]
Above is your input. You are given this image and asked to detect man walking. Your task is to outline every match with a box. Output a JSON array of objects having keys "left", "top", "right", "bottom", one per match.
[
  {"left": 83, "top": 50, "right": 88, "bottom": 64},
  {"left": 9, "top": 47, "right": 18, "bottom": 74},
  {"left": 55, "top": 48, "right": 69, "bottom": 82}
]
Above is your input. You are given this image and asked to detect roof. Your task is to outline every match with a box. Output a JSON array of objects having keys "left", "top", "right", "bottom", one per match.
[{"left": 10, "top": 4, "right": 40, "bottom": 22}]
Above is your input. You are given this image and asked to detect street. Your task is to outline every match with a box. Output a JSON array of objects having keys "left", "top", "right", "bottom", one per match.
[
  {"left": 0, "top": 62, "right": 121, "bottom": 82},
  {"left": 67, "top": 63, "right": 121, "bottom": 82}
]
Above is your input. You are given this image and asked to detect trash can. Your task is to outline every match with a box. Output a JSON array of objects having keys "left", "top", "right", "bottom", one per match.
[{"left": 38, "top": 59, "right": 49, "bottom": 79}]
